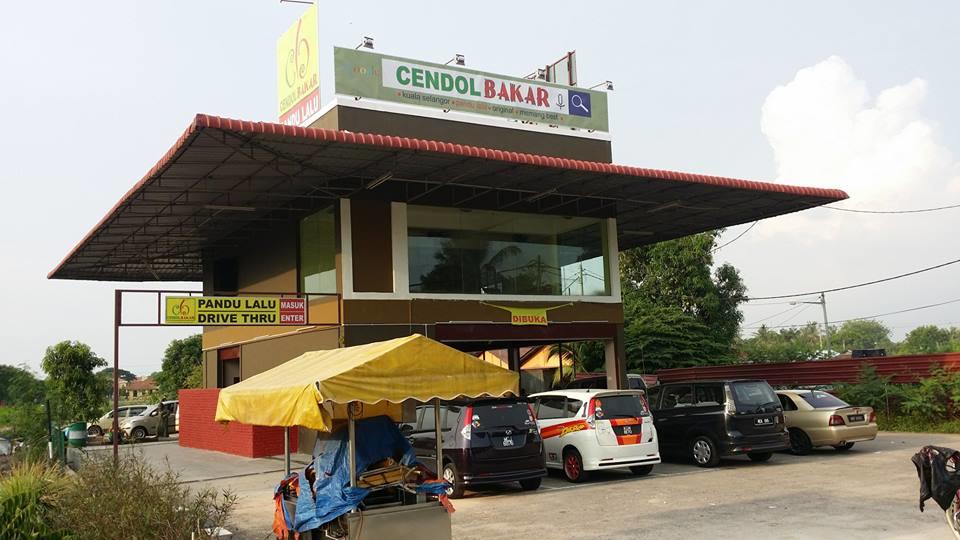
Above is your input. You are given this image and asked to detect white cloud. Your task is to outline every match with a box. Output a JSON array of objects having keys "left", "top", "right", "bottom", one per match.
[{"left": 723, "top": 56, "right": 960, "bottom": 339}]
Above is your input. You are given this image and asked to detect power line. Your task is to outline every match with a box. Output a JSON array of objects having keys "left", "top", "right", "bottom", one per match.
[
  {"left": 712, "top": 221, "right": 758, "bottom": 252},
  {"left": 744, "top": 304, "right": 805, "bottom": 327},
  {"left": 822, "top": 202, "right": 960, "bottom": 214},
  {"left": 748, "top": 256, "right": 960, "bottom": 300},
  {"left": 743, "top": 297, "right": 960, "bottom": 330}
]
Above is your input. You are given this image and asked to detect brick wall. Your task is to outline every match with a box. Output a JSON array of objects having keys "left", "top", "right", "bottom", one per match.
[{"left": 179, "top": 388, "right": 298, "bottom": 458}]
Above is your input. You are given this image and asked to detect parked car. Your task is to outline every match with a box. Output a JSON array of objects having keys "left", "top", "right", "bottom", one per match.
[
  {"left": 87, "top": 405, "right": 148, "bottom": 436},
  {"left": 402, "top": 398, "right": 546, "bottom": 498},
  {"left": 649, "top": 379, "right": 790, "bottom": 467},
  {"left": 530, "top": 389, "right": 660, "bottom": 482},
  {"left": 776, "top": 390, "right": 878, "bottom": 454},
  {"left": 565, "top": 373, "right": 652, "bottom": 391},
  {"left": 120, "top": 400, "right": 179, "bottom": 440}
]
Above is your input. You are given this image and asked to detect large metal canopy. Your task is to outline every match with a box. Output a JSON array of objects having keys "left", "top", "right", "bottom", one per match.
[{"left": 49, "top": 114, "right": 847, "bottom": 282}]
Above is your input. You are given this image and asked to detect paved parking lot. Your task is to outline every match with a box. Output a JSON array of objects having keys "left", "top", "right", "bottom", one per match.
[{"left": 127, "top": 431, "right": 960, "bottom": 539}]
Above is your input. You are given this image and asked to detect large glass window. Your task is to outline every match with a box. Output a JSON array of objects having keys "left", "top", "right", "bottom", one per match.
[
  {"left": 407, "top": 206, "right": 609, "bottom": 296},
  {"left": 299, "top": 206, "right": 337, "bottom": 294}
]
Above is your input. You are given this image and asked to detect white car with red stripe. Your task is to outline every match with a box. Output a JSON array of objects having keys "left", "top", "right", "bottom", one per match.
[{"left": 530, "top": 389, "right": 660, "bottom": 482}]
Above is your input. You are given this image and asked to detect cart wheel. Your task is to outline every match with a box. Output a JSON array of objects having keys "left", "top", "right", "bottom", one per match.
[{"left": 442, "top": 462, "right": 464, "bottom": 499}]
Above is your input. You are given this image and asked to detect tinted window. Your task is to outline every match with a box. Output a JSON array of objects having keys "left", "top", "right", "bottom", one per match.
[
  {"left": 443, "top": 405, "right": 463, "bottom": 429},
  {"left": 129, "top": 407, "right": 147, "bottom": 417},
  {"left": 594, "top": 394, "right": 648, "bottom": 418},
  {"left": 695, "top": 385, "right": 724, "bottom": 406},
  {"left": 661, "top": 385, "right": 694, "bottom": 409},
  {"left": 474, "top": 402, "right": 533, "bottom": 428},
  {"left": 536, "top": 396, "right": 566, "bottom": 420},
  {"left": 730, "top": 381, "right": 779, "bottom": 412},
  {"left": 627, "top": 376, "right": 646, "bottom": 390},
  {"left": 564, "top": 399, "right": 583, "bottom": 417},
  {"left": 419, "top": 405, "right": 436, "bottom": 431},
  {"left": 798, "top": 391, "right": 849, "bottom": 409},
  {"left": 778, "top": 394, "right": 798, "bottom": 411},
  {"left": 647, "top": 386, "right": 662, "bottom": 409}
]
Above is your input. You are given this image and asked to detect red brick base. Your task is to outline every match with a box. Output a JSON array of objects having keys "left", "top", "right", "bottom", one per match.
[{"left": 178, "top": 388, "right": 298, "bottom": 458}]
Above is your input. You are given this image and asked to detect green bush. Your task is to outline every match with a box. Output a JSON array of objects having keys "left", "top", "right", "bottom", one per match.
[
  {"left": 0, "top": 460, "right": 71, "bottom": 539},
  {"left": 52, "top": 453, "right": 236, "bottom": 540},
  {"left": 833, "top": 365, "right": 902, "bottom": 415}
]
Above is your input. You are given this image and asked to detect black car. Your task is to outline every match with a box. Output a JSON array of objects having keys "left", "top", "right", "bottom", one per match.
[
  {"left": 403, "top": 398, "right": 547, "bottom": 498},
  {"left": 648, "top": 379, "right": 790, "bottom": 467}
]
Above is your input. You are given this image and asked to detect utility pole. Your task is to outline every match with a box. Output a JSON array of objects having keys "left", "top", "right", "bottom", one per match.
[
  {"left": 791, "top": 292, "right": 832, "bottom": 356},
  {"left": 819, "top": 292, "right": 832, "bottom": 355}
]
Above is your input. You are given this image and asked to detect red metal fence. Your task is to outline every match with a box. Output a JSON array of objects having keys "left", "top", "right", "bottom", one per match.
[{"left": 656, "top": 352, "right": 960, "bottom": 386}]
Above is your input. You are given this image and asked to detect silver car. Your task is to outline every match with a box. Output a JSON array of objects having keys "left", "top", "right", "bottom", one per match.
[
  {"left": 87, "top": 405, "right": 148, "bottom": 436},
  {"left": 120, "top": 401, "right": 179, "bottom": 440}
]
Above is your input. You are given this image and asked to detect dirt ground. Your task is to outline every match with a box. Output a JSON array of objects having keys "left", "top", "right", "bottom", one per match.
[{"left": 158, "top": 431, "right": 960, "bottom": 539}]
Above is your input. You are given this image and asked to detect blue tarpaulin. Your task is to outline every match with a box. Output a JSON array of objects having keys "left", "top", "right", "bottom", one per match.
[{"left": 293, "top": 415, "right": 447, "bottom": 532}]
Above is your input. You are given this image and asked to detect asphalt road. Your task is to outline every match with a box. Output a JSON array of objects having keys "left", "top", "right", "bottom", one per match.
[{"left": 147, "top": 431, "right": 960, "bottom": 539}]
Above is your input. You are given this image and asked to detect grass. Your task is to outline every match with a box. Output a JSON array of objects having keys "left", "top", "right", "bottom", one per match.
[{"left": 877, "top": 413, "right": 960, "bottom": 434}]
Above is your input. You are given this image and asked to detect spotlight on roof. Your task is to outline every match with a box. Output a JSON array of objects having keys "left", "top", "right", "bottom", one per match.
[
  {"left": 445, "top": 54, "right": 465, "bottom": 66},
  {"left": 356, "top": 36, "right": 374, "bottom": 50},
  {"left": 589, "top": 80, "right": 614, "bottom": 91}
]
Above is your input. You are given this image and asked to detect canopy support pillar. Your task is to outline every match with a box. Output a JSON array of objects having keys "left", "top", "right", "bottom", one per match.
[
  {"left": 348, "top": 402, "right": 357, "bottom": 489},
  {"left": 434, "top": 398, "right": 442, "bottom": 478},
  {"left": 283, "top": 427, "right": 291, "bottom": 477}
]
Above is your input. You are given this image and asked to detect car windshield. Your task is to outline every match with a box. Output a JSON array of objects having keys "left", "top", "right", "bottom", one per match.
[
  {"left": 798, "top": 391, "right": 849, "bottom": 409},
  {"left": 594, "top": 394, "right": 648, "bottom": 418},
  {"left": 473, "top": 402, "right": 534, "bottom": 428},
  {"left": 730, "top": 381, "right": 779, "bottom": 413}
]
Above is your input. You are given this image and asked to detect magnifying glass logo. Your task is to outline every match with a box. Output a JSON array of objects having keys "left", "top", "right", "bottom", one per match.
[{"left": 571, "top": 94, "right": 590, "bottom": 113}]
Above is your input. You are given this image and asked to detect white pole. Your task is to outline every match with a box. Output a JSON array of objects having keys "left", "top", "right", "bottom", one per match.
[
  {"left": 434, "top": 399, "right": 443, "bottom": 478},
  {"left": 348, "top": 403, "right": 357, "bottom": 488}
]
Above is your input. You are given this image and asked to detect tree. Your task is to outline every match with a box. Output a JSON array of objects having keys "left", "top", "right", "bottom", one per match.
[
  {"left": 97, "top": 368, "right": 138, "bottom": 383},
  {"left": 831, "top": 320, "right": 892, "bottom": 352},
  {"left": 898, "top": 325, "right": 956, "bottom": 355},
  {"left": 0, "top": 364, "right": 45, "bottom": 405},
  {"left": 155, "top": 335, "right": 203, "bottom": 398},
  {"left": 619, "top": 230, "right": 748, "bottom": 369},
  {"left": 737, "top": 323, "right": 825, "bottom": 363},
  {"left": 41, "top": 341, "right": 107, "bottom": 423}
]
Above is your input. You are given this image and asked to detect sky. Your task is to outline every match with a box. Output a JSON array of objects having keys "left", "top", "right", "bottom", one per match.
[{"left": 1, "top": 1, "right": 958, "bottom": 376}]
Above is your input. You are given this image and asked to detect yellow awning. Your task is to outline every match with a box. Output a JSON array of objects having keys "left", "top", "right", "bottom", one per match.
[{"left": 214, "top": 334, "right": 519, "bottom": 431}]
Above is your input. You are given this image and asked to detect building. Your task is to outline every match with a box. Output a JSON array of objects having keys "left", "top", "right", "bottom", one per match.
[
  {"left": 124, "top": 377, "right": 158, "bottom": 399},
  {"left": 49, "top": 46, "right": 846, "bottom": 456}
]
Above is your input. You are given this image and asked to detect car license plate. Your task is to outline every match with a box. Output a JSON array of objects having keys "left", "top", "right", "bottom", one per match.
[
  {"left": 502, "top": 436, "right": 514, "bottom": 447},
  {"left": 848, "top": 414, "right": 864, "bottom": 422},
  {"left": 755, "top": 417, "right": 773, "bottom": 426}
]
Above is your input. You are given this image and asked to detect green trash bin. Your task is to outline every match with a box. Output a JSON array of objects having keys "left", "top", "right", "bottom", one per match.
[{"left": 67, "top": 422, "right": 87, "bottom": 448}]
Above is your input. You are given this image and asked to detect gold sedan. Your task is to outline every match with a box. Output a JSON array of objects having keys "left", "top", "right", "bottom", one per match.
[{"left": 776, "top": 390, "right": 878, "bottom": 455}]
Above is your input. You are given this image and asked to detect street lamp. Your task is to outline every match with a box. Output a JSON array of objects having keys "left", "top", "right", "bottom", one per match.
[{"left": 444, "top": 54, "right": 465, "bottom": 66}]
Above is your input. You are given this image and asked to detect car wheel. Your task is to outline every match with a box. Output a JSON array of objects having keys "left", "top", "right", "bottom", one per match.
[
  {"left": 748, "top": 452, "right": 773, "bottom": 462},
  {"left": 789, "top": 428, "right": 813, "bottom": 456},
  {"left": 441, "top": 462, "right": 465, "bottom": 499},
  {"left": 834, "top": 442, "right": 855, "bottom": 451},
  {"left": 630, "top": 465, "right": 654, "bottom": 476},
  {"left": 563, "top": 448, "right": 589, "bottom": 483},
  {"left": 87, "top": 426, "right": 103, "bottom": 437},
  {"left": 690, "top": 436, "right": 720, "bottom": 468},
  {"left": 518, "top": 477, "right": 541, "bottom": 491},
  {"left": 131, "top": 426, "right": 148, "bottom": 441}
]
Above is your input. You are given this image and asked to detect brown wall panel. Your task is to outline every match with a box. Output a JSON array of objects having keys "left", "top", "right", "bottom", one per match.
[
  {"left": 335, "top": 107, "right": 612, "bottom": 163},
  {"left": 350, "top": 199, "right": 393, "bottom": 292},
  {"left": 342, "top": 299, "right": 623, "bottom": 325},
  {"left": 239, "top": 327, "right": 341, "bottom": 380}
]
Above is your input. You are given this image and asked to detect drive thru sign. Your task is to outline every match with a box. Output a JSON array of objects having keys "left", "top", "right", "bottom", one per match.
[{"left": 164, "top": 297, "right": 307, "bottom": 325}]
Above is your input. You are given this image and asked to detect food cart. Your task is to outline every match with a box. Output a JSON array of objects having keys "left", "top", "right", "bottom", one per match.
[{"left": 214, "top": 334, "right": 519, "bottom": 539}]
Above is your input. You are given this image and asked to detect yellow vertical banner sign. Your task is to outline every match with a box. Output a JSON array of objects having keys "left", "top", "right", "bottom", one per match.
[{"left": 277, "top": 3, "right": 320, "bottom": 126}]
